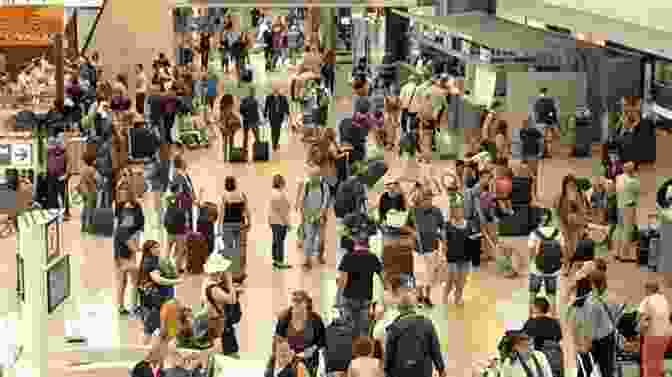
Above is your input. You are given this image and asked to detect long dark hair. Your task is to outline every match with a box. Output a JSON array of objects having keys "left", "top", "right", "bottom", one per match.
[
  {"left": 136, "top": 240, "right": 160, "bottom": 287},
  {"left": 556, "top": 174, "right": 578, "bottom": 225}
]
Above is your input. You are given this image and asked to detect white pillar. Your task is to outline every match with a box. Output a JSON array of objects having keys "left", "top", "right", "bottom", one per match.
[{"left": 14, "top": 221, "right": 47, "bottom": 377}]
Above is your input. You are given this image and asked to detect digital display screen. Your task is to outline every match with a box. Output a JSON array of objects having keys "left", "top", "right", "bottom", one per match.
[
  {"left": 47, "top": 254, "right": 70, "bottom": 314},
  {"left": 340, "top": 17, "right": 350, "bottom": 25}
]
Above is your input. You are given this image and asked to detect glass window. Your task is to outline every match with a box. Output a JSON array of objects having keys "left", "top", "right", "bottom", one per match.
[{"left": 656, "top": 61, "right": 672, "bottom": 83}]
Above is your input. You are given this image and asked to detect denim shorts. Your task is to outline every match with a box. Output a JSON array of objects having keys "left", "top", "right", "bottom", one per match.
[
  {"left": 529, "top": 273, "right": 558, "bottom": 296},
  {"left": 447, "top": 261, "right": 471, "bottom": 274}
]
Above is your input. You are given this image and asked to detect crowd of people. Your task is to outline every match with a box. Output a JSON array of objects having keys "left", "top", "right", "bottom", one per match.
[{"left": 13, "top": 7, "right": 667, "bottom": 377}]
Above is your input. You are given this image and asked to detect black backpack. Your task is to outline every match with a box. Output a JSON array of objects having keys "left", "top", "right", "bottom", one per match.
[
  {"left": 534, "top": 228, "right": 562, "bottom": 274},
  {"left": 14, "top": 110, "right": 36, "bottom": 130},
  {"left": 385, "top": 312, "right": 428, "bottom": 377},
  {"left": 534, "top": 97, "right": 558, "bottom": 125},
  {"left": 520, "top": 127, "right": 543, "bottom": 157},
  {"left": 334, "top": 177, "right": 366, "bottom": 218},
  {"left": 240, "top": 96, "right": 260, "bottom": 125},
  {"left": 95, "top": 139, "right": 114, "bottom": 178},
  {"left": 324, "top": 318, "right": 355, "bottom": 373}
]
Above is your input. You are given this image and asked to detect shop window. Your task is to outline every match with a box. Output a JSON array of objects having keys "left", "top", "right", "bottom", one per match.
[{"left": 656, "top": 61, "right": 672, "bottom": 83}]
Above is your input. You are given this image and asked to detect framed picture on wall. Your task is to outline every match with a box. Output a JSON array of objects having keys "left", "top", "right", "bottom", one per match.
[{"left": 45, "top": 216, "right": 60, "bottom": 264}]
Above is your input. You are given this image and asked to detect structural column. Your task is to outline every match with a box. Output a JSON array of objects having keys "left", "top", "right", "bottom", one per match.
[{"left": 320, "top": 7, "right": 337, "bottom": 51}]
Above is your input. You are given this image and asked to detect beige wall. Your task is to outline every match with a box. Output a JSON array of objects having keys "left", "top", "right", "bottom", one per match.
[{"left": 93, "top": 0, "right": 175, "bottom": 98}]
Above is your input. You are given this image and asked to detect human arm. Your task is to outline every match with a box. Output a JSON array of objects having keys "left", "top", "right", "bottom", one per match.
[
  {"left": 427, "top": 322, "right": 446, "bottom": 374},
  {"left": 210, "top": 284, "right": 235, "bottom": 305},
  {"left": 242, "top": 193, "right": 252, "bottom": 228},
  {"left": 336, "top": 262, "right": 349, "bottom": 288},
  {"left": 295, "top": 179, "right": 305, "bottom": 212}
]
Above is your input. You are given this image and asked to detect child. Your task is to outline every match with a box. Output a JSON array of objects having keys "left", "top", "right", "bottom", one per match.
[{"left": 443, "top": 193, "right": 473, "bottom": 305}]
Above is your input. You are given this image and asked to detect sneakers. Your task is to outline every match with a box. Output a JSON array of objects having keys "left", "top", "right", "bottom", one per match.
[{"left": 273, "top": 261, "right": 292, "bottom": 269}]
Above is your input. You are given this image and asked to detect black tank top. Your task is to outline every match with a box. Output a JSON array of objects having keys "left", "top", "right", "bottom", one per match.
[{"left": 222, "top": 201, "right": 245, "bottom": 223}]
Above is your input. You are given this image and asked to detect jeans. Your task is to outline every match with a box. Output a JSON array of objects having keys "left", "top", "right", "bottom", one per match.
[
  {"left": 271, "top": 224, "right": 288, "bottom": 263},
  {"left": 342, "top": 297, "right": 370, "bottom": 337},
  {"left": 303, "top": 222, "right": 321, "bottom": 257},
  {"left": 591, "top": 332, "right": 615, "bottom": 377}
]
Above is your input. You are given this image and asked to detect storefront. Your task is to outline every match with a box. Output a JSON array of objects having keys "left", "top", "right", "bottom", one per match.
[{"left": 0, "top": 6, "right": 63, "bottom": 79}]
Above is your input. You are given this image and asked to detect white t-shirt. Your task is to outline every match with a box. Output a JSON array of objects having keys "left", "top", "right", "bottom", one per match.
[{"left": 639, "top": 293, "right": 671, "bottom": 337}]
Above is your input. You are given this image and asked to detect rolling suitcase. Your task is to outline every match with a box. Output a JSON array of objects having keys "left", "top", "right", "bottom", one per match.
[
  {"left": 253, "top": 125, "right": 270, "bottom": 162},
  {"left": 89, "top": 189, "right": 114, "bottom": 237},
  {"left": 186, "top": 207, "right": 209, "bottom": 274}
]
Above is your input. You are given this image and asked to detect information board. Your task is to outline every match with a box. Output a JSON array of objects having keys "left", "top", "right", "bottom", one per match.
[{"left": 47, "top": 254, "right": 70, "bottom": 314}]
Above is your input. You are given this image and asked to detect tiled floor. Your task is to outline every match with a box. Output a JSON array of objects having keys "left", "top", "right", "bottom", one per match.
[{"left": 0, "top": 123, "right": 668, "bottom": 376}]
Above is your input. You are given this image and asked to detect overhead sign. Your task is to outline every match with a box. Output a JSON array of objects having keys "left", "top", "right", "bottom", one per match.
[{"left": 0, "top": 145, "right": 10, "bottom": 165}]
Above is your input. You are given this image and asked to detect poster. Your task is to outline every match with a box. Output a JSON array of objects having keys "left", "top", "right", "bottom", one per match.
[{"left": 473, "top": 65, "right": 497, "bottom": 108}]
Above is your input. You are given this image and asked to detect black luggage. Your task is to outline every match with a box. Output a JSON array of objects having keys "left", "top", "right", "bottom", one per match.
[
  {"left": 253, "top": 126, "right": 270, "bottom": 162},
  {"left": 510, "top": 176, "right": 532, "bottom": 206},
  {"left": 497, "top": 205, "right": 541, "bottom": 237},
  {"left": 638, "top": 227, "right": 660, "bottom": 270},
  {"left": 128, "top": 127, "right": 159, "bottom": 162},
  {"left": 88, "top": 190, "right": 114, "bottom": 237}
]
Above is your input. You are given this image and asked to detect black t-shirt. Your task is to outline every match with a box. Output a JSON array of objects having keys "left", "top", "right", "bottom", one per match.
[
  {"left": 444, "top": 221, "right": 471, "bottom": 263},
  {"left": 522, "top": 316, "right": 563, "bottom": 350},
  {"left": 338, "top": 250, "right": 382, "bottom": 301},
  {"left": 113, "top": 227, "right": 134, "bottom": 259}
]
